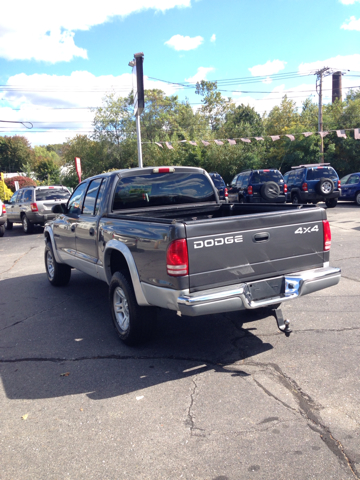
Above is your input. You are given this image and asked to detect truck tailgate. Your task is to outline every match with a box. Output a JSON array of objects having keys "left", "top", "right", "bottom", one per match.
[{"left": 185, "top": 207, "right": 326, "bottom": 291}]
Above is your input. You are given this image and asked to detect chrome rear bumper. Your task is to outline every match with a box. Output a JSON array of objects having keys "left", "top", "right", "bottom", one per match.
[{"left": 176, "top": 267, "right": 341, "bottom": 316}]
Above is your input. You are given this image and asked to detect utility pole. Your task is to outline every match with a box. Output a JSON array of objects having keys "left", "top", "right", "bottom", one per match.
[{"left": 315, "top": 67, "right": 330, "bottom": 157}]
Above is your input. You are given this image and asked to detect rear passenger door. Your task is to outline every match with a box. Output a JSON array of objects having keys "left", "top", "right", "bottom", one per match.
[
  {"left": 52, "top": 182, "right": 88, "bottom": 260},
  {"left": 75, "top": 178, "right": 106, "bottom": 265}
]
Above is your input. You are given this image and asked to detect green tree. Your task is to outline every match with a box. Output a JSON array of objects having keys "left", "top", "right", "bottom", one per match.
[{"left": 0, "top": 136, "right": 34, "bottom": 173}]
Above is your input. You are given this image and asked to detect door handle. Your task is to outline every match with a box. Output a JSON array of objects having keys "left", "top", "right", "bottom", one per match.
[
  {"left": 253, "top": 232, "right": 269, "bottom": 242},
  {"left": 89, "top": 227, "right": 95, "bottom": 236}
]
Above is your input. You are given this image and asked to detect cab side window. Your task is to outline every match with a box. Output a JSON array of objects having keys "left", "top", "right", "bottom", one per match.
[
  {"left": 231, "top": 175, "right": 238, "bottom": 187},
  {"left": 349, "top": 174, "right": 360, "bottom": 185},
  {"left": 82, "top": 179, "right": 103, "bottom": 216},
  {"left": 22, "top": 190, "right": 33, "bottom": 202},
  {"left": 9, "top": 191, "right": 19, "bottom": 204},
  {"left": 68, "top": 182, "right": 88, "bottom": 216}
]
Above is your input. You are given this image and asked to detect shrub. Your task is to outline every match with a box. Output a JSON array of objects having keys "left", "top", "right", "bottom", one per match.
[{"left": 4, "top": 176, "right": 37, "bottom": 192}]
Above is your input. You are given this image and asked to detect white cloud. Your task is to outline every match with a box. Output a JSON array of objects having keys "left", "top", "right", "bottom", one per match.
[
  {"left": 0, "top": 1, "right": 191, "bottom": 62},
  {"left": 248, "top": 60, "right": 287, "bottom": 77},
  {"left": 165, "top": 34, "right": 203, "bottom": 51},
  {"left": 185, "top": 67, "right": 215, "bottom": 83},
  {"left": 0, "top": 71, "right": 181, "bottom": 146},
  {"left": 341, "top": 16, "right": 360, "bottom": 30},
  {"left": 210, "top": 34, "right": 216, "bottom": 42},
  {"left": 339, "top": 0, "right": 360, "bottom": 4},
  {"left": 298, "top": 54, "right": 360, "bottom": 73}
]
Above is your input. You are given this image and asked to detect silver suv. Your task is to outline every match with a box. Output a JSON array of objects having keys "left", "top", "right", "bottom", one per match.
[{"left": 5, "top": 185, "right": 71, "bottom": 233}]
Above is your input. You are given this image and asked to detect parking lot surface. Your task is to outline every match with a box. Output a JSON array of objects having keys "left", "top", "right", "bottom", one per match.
[{"left": 0, "top": 202, "right": 359, "bottom": 480}]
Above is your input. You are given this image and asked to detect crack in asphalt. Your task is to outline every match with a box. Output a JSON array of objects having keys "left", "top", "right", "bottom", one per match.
[
  {"left": 0, "top": 352, "right": 358, "bottom": 476},
  {"left": 247, "top": 361, "right": 359, "bottom": 479},
  {"left": 0, "top": 299, "right": 69, "bottom": 332},
  {"left": 1, "top": 246, "right": 39, "bottom": 274}
]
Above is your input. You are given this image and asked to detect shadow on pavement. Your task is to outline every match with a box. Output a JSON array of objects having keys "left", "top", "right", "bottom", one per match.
[{"left": 0, "top": 270, "right": 274, "bottom": 401}]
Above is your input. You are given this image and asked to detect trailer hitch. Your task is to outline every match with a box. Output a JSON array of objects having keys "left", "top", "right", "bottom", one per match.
[{"left": 271, "top": 306, "right": 292, "bottom": 336}]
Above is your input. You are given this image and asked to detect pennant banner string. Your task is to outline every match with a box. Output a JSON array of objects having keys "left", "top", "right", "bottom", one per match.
[{"left": 145, "top": 127, "right": 360, "bottom": 146}]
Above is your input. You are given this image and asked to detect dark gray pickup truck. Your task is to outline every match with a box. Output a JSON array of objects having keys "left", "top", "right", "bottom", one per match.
[{"left": 44, "top": 166, "right": 341, "bottom": 344}]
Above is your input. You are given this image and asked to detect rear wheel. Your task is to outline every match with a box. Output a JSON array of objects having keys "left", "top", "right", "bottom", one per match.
[
  {"left": 45, "top": 241, "right": 71, "bottom": 286},
  {"left": 22, "top": 215, "right": 33, "bottom": 234},
  {"left": 5, "top": 219, "right": 13, "bottom": 230},
  {"left": 109, "top": 271, "right": 155, "bottom": 346},
  {"left": 355, "top": 192, "right": 360, "bottom": 206},
  {"left": 325, "top": 198, "right": 338, "bottom": 208},
  {"left": 292, "top": 193, "right": 301, "bottom": 205},
  {"left": 0, "top": 225, "right": 5, "bottom": 237}
]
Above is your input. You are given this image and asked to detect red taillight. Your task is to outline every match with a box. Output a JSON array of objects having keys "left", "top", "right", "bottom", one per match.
[
  {"left": 302, "top": 183, "right": 308, "bottom": 192},
  {"left": 2, "top": 204, "right": 6, "bottom": 214},
  {"left": 337, "top": 180, "right": 341, "bottom": 189},
  {"left": 323, "top": 220, "right": 331, "bottom": 251},
  {"left": 247, "top": 185, "right": 253, "bottom": 195},
  {"left": 166, "top": 239, "right": 188, "bottom": 276},
  {"left": 31, "top": 202, "right": 38, "bottom": 212},
  {"left": 284, "top": 184, "right": 287, "bottom": 194},
  {"left": 224, "top": 187, "right": 228, "bottom": 198}
]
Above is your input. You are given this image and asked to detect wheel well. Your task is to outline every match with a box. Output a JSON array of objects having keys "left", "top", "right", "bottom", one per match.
[{"left": 109, "top": 249, "right": 130, "bottom": 278}]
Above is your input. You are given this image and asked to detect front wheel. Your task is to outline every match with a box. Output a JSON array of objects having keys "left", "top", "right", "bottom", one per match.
[
  {"left": 22, "top": 215, "right": 33, "bottom": 234},
  {"left": 355, "top": 192, "right": 360, "bottom": 206},
  {"left": 325, "top": 198, "right": 338, "bottom": 208},
  {"left": 109, "top": 271, "right": 155, "bottom": 346},
  {"left": 45, "top": 241, "right": 71, "bottom": 286}
]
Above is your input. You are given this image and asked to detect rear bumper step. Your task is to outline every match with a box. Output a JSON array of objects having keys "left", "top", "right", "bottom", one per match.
[{"left": 177, "top": 267, "right": 341, "bottom": 316}]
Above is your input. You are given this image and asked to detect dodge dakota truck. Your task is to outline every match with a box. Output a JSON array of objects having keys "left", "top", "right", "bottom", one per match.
[{"left": 44, "top": 166, "right": 341, "bottom": 345}]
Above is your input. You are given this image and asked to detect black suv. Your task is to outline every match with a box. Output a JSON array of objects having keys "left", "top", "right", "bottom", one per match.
[
  {"left": 208, "top": 172, "right": 228, "bottom": 202},
  {"left": 283, "top": 163, "right": 340, "bottom": 208},
  {"left": 228, "top": 169, "right": 287, "bottom": 203}
]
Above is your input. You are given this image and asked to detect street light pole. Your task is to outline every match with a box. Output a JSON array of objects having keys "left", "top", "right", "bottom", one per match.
[{"left": 129, "top": 52, "right": 144, "bottom": 168}]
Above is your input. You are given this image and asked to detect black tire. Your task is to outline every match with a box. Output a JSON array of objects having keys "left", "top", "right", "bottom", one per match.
[
  {"left": 292, "top": 193, "right": 301, "bottom": 205},
  {"left": 22, "top": 215, "right": 34, "bottom": 234},
  {"left": 316, "top": 177, "right": 334, "bottom": 196},
  {"left": 260, "top": 181, "right": 280, "bottom": 201},
  {"left": 109, "top": 271, "right": 155, "bottom": 346},
  {"left": 5, "top": 219, "right": 13, "bottom": 230},
  {"left": 325, "top": 198, "right": 338, "bottom": 208},
  {"left": 0, "top": 224, "right": 5, "bottom": 237},
  {"left": 355, "top": 192, "right": 360, "bottom": 206},
  {"left": 45, "top": 241, "right": 71, "bottom": 286}
]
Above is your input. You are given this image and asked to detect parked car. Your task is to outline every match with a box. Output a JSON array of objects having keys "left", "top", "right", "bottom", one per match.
[
  {"left": 339, "top": 172, "right": 360, "bottom": 205},
  {"left": 0, "top": 199, "right": 6, "bottom": 237},
  {"left": 227, "top": 169, "right": 287, "bottom": 203},
  {"left": 283, "top": 163, "right": 341, "bottom": 208},
  {"left": 208, "top": 172, "right": 228, "bottom": 202},
  {"left": 5, "top": 185, "right": 71, "bottom": 233}
]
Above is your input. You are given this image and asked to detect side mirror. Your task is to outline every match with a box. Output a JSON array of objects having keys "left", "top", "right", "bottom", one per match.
[{"left": 52, "top": 203, "right": 67, "bottom": 214}]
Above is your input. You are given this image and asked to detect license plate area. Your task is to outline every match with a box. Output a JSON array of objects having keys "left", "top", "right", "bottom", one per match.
[{"left": 246, "top": 276, "right": 285, "bottom": 301}]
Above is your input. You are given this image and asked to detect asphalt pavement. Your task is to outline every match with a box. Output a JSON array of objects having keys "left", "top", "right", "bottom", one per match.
[{"left": 0, "top": 202, "right": 359, "bottom": 480}]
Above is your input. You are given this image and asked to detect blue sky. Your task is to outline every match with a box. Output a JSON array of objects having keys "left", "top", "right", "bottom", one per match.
[{"left": 1, "top": 0, "right": 360, "bottom": 146}]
